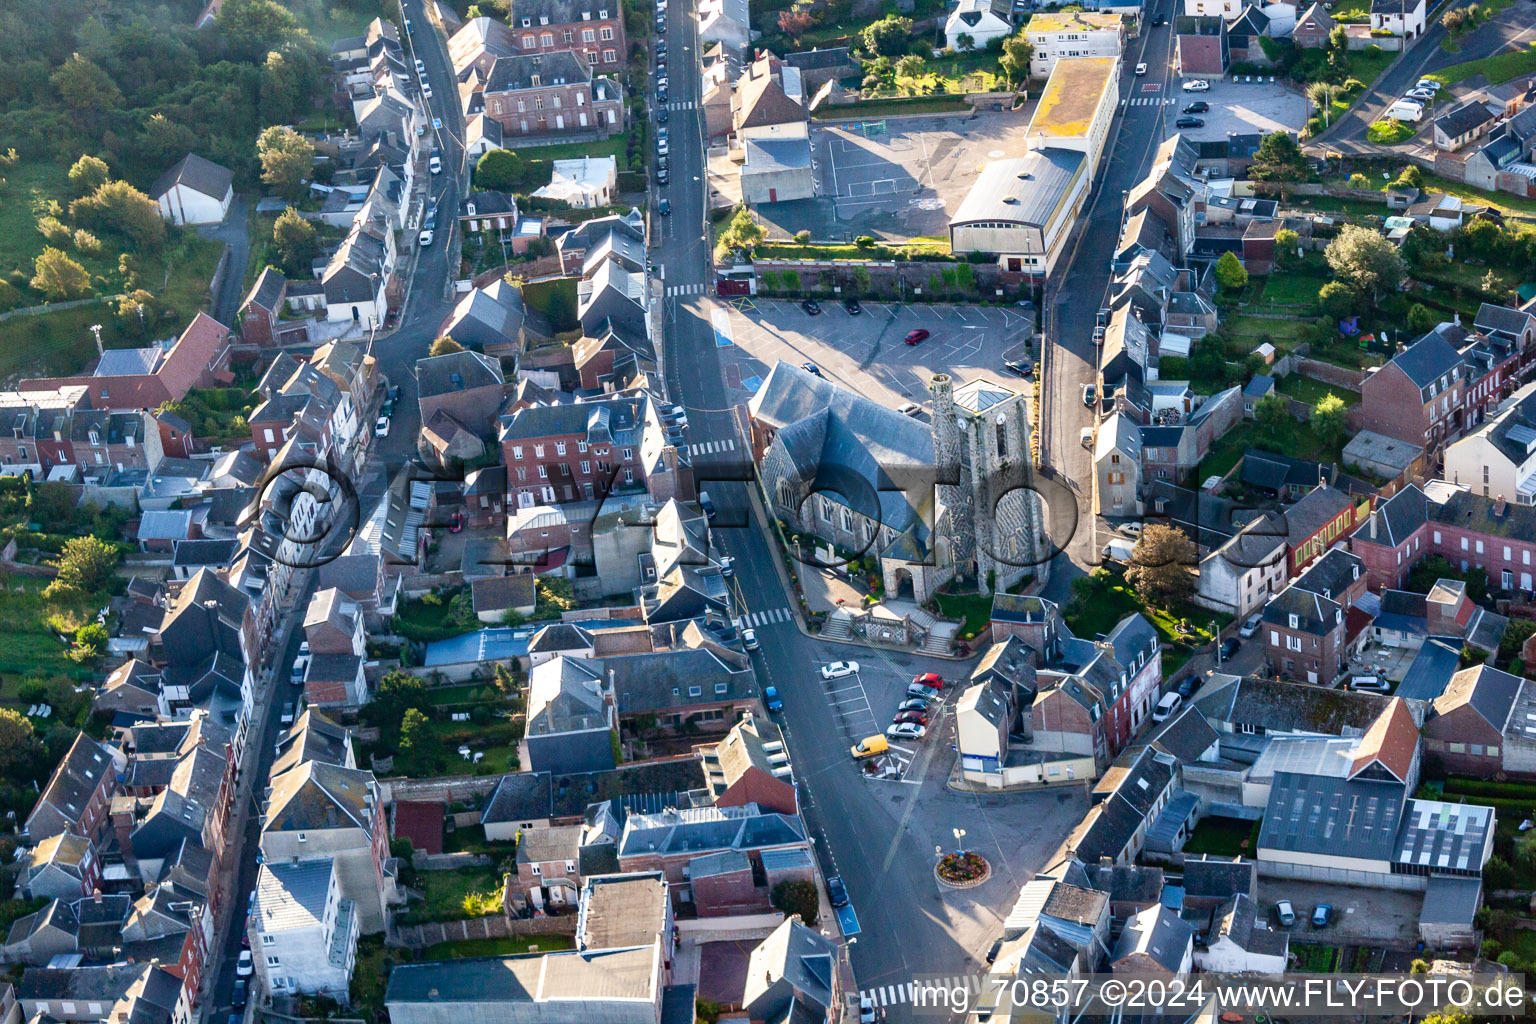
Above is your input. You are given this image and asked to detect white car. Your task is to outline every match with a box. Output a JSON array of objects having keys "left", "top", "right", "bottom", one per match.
[
  {"left": 1239, "top": 613, "right": 1262, "bottom": 638},
  {"left": 887, "top": 722, "right": 926, "bottom": 740},
  {"left": 1182, "top": 79, "right": 1210, "bottom": 92},
  {"left": 1417, "top": 77, "right": 1442, "bottom": 92},
  {"left": 429, "top": 154, "right": 442, "bottom": 174},
  {"left": 1120, "top": 521, "right": 1143, "bottom": 539},
  {"left": 421, "top": 80, "right": 433, "bottom": 99},
  {"left": 419, "top": 228, "right": 434, "bottom": 246},
  {"left": 898, "top": 402, "right": 921, "bottom": 416},
  {"left": 415, "top": 59, "right": 426, "bottom": 74},
  {"left": 1152, "top": 691, "right": 1182, "bottom": 723},
  {"left": 375, "top": 416, "right": 391, "bottom": 437},
  {"left": 280, "top": 703, "right": 295, "bottom": 725},
  {"left": 860, "top": 995, "right": 875, "bottom": 1024},
  {"left": 821, "top": 661, "right": 860, "bottom": 680},
  {"left": 741, "top": 628, "right": 759, "bottom": 651},
  {"left": 1135, "top": 62, "right": 1148, "bottom": 75},
  {"left": 236, "top": 950, "right": 253, "bottom": 978}
]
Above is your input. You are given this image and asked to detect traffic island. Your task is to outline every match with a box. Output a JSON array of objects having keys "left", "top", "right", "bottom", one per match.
[{"left": 934, "top": 852, "right": 991, "bottom": 889}]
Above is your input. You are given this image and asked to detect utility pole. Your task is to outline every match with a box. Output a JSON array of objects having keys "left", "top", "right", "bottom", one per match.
[{"left": 89, "top": 323, "right": 103, "bottom": 358}]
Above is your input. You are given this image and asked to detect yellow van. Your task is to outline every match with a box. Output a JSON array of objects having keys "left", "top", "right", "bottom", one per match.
[{"left": 851, "top": 735, "right": 888, "bottom": 760}]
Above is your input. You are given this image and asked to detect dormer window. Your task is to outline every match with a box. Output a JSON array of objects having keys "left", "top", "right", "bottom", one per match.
[
  {"left": 1288, "top": 613, "right": 1299, "bottom": 629},
  {"left": 521, "top": 17, "right": 531, "bottom": 25},
  {"left": 89, "top": 430, "right": 100, "bottom": 446}
]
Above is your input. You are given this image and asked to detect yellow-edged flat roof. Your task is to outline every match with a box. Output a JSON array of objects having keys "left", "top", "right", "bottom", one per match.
[
  {"left": 1025, "top": 11, "right": 1123, "bottom": 33},
  {"left": 1027, "top": 56, "right": 1117, "bottom": 137}
]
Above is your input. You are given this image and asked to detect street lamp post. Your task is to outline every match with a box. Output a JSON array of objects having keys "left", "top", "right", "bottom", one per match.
[
  {"left": 952, "top": 827, "right": 967, "bottom": 856},
  {"left": 89, "top": 323, "right": 103, "bottom": 358}
]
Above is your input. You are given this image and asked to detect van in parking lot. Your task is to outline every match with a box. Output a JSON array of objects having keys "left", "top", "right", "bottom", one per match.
[
  {"left": 1384, "top": 99, "right": 1424, "bottom": 121},
  {"left": 851, "top": 735, "right": 889, "bottom": 760}
]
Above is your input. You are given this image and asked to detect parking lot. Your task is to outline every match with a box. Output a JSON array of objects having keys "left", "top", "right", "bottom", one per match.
[
  {"left": 719, "top": 299, "right": 1034, "bottom": 410},
  {"left": 1254, "top": 880, "right": 1425, "bottom": 947},
  {"left": 1159, "top": 79, "right": 1307, "bottom": 143},
  {"left": 818, "top": 654, "right": 969, "bottom": 783},
  {"left": 755, "top": 110, "right": 1035, "bottom": 243}
]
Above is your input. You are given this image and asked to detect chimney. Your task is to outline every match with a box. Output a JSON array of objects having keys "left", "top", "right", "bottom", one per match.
[{"left": 1369, "top": 514, "right": 1377, "bottom": 541}]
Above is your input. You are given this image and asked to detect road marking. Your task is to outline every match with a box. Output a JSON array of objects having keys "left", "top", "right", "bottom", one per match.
[
  {"left": 666, "top": 283, "right": 707, "bottom": 296},
  {"left": 742, "top": 607, "right": 791, "bottom": 627},
  {"left": 863, "top": 977, "right": 981, "bottom": 1007},
  {"left": 692, "top": 438, "right": 737, "bottom": 455}
]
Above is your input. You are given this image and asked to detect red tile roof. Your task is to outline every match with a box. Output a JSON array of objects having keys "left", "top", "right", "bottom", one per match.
[{"left": 1350, "top": 697, "right": 1418, "bottom": 784}]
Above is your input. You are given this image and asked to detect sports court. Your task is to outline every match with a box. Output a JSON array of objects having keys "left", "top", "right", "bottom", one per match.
[{"left": 815, "top": 121, "right": 932, "bottom": 209}]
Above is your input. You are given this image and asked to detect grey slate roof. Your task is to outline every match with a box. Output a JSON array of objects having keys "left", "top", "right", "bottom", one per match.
[
  {"left": 1194, "top": 676, "right": 1390, "bottom": 735},
  {"left": 617, "top": 804, "right": 805, "bottom": 858},
  {"left": 1292, "top": 546, "right": 1363, "bottom": 601},
  {"left": 150, "top": 153, "right": 234, "bottom": 201},
  {"left": 1112, "top": 904, "right": 1192, "bottom": 972},
  {"left": 1433, "top": 663, "right": 1524, "bottom": 731},
  {"left": 1475, "top": 301, "right": 1536, "bottom": 341},
  {"left": 1262, "top": 582, "right": 1341, "bottom": 636},
  {"left": 255, "top": 860, "right": 333, "bottom": 933},
  {"left": 1258, "top": 770, "right": 1404, "bottom": 860},
  {"left": 1389, "top": 334, "right": 1463, "bottom": 394},
  {"left": 1152, "top": 706, "right": 1219, "bottom": 763},
  {"left": 1419, "top": 875, "right": 1482, "bottom": 924},
  {"left": 485, "top": 50, "right": 591, "bottom": 93},
  {"left": 1181, "top": 855, "right": 1256, "bottom": 903},
  {"left": 1357, "top": 482, "right": 1428, "bottom": 548},
  {"left": 1283, "top": 484, "right": 1358, "bottom": 543},
  {"left": 1437, "top": 99, "right": 1497, "bottom": 139},
  {"left": 1395, "top": 637, "right": 1463, "bottom": 702}
]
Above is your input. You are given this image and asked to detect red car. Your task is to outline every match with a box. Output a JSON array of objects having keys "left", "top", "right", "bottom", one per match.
[
  {"left": 913, "top": 672, "right": 945, "bottom": 689},
  {"left": 892, "top": 710, "right": 929, "bottom": 726},
  {"left": 904, "top": 329, "right": 930, "bottom": 345}
]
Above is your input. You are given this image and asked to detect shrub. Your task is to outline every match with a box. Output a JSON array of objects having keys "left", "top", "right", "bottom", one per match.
[{"left": 36, "top": 216, "right": 71, "bottom": 245}]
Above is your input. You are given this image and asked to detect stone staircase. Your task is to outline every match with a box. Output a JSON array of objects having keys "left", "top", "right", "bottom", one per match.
[
  {"left": 920, "top": 621, "right": 958, "bottom": 656},
  {"left": 821, "top": 609, "right": 853, "bottom": 641},
  {"left": 908, "top": 606, "right": 939, "bottom": 632}
]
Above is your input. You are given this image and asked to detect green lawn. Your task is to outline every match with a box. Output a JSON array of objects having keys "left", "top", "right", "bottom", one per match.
[
  {"left": 1181, "top": 816, "right": 1261, "bottom": 857},
  {"left": 1291, "top": 942, "right": 1342, "bottom": 973},
  {"left": 1199, "top": 416, "right": 1344, "bottom": 483},
  {"left": 894, "top": 52, "right": 1005, "bottom": 93},
  {"left": 505, "top": 130, "right": 635, "bottom": 185},
  {"left": 1260, "top": 261, "right": 1332, "bottom": 308},
  {"left": 399, "top": 868, "right": 505, "bottom": 925},
  {"left": 1064, "top": 573, "right": 1227, "bottom": 649},
  {"left": 1227, "top": 316, "right": 1310, "bottom": 349},
  {"left": 443, "top": 824, "right": 517, "bottom": 856},
  {"left": 813, "top": 97, "right": 972, "bottom": 119},
  {"left": 422, "top": 935, "right": 574, "bottom": 960},
  {"left": 1276, "top": 374, "right": 1359, "bottom": 407},
  {"left": 0, "top": 578, "right": 107, "bottom": 678},
  {"left": 934, "top": 590, "right": 994, "bottom": 639},
  {"left": 1427, "top": 42, "right": 1536, "bottom": 87}
]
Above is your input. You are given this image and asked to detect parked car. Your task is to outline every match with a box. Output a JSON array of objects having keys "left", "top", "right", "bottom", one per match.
[
  {"left": 403, "top": 17, "right": 413, "bottom": 32},
  {"left": 1349, "top": 675, "right": 1390, "bottom": 693},
  {"left": 1183, "top": 101, "right": 1209, "bottom": 113},
  {"left": 1153, "top": 15, "right": 1167, "bottom": 24},
  {"left": 232, "top": 981, "right": 248, "bottom": 1010},
  {"left": 822, "top": 661, "right": 860, "bottom": 679},
  {"left": 851, "top": 735, "right": 888, "bottom": 760},
  {"left": 388, "top": 385, "right": 401, "bottom": 402},
  {"left": 1417, "top": 78, "right": 1442, "bottom": 92},
  {"left": 657, "top": 106, "right": 669, "bottom": 122},
  {"left": 1219, "top": 636, "right": 1240, "bottom": 660},
  {"left": 1175, "top": 116, "right": 1204, "bottom": 128},
  {"left": 1311, "top": 903, "right": 1332, "bottom": 928},
  {"left": 280, "top": 703, "right": 295, "bottom": 725},
  {"left": 658, "top": 87, "right": 668, "bottom": 103},
  {"left": 763, "top": 685, "right": 782, "bottom": 711},
  {"left": 912, "top": 672, "right": 944, "bottom": 689},
  {"left": 1135, "top": 62, "right": 1148, "bottom": 75},
  {"left": 414, "top": 58, "right": 426, "bottom": 74},
  {"left": 1120, "top": 522, "right": 1143, "bottom": 538},
  {"left": 656, "top": 138, "right": 669, "bottom": 157},
  {"left": 698, "top": 490, "right": 716, "bottom": 520},
  {"left": 658, "top": 198, "right": 671, "bottom": 216},
  {"left": 897, "top": 402, "right": 921, "bottom": 416},
  {"left": 1182, "top": 78, "right": 1210, "bottom": 92},
  {"left": 907, "top": 681, "right": 941, "bottom": 700},
  {"left": 419, "top": 228, "right": 434, "bottom": 247},
  {"left": 827, "top": 876, "right": 850, "bottom": 908},
  {"left": 420, "top": 79, "right": 433, "bottom": 99},
  {"left": 844, "top": 298, "right": 862, "bottom": 314},
  {"left": 1175, "top": 675, "right": 1197, "bottom": 699},
  {"left": 904, "top": 328, "right": 930, "bottom": 345},
  {"left": 1274, "top": 899, "right": 1296, "bottom": 928},
  {"left": 1004, "top": 359, "right": 1033, "bottom": 377},
  {"left": 1152, "top": 691, "right": 1182, "bottom": 723},
  {"left": 236, "top": 950, "right": 253, "bottom": 978},
  {"left": 742, "top": 627, "right": 760, "bottom": 652},
  {"left": 429, "top": 151, "right": 442, "bottom": 174},
  {"left": 1082, "top": 383, "right": 1096, "bottom": 407},
  {"left": 898, "top": 698, "right": 931, "bottom": 712},
  {"left": 657, "top": 168, "right": 670, "bottom": 185},
  {"left": 375, "top": 415, "right": 391, "bottom": 437},
  {"left": 802, "top": 299, "right": 822, "bottom": 315},
  {"left": 986, "top": 938, "right": 1004, "bottom": 964},
  {"left": 1239, "top": 613, "right": 1262, "bottom": 638},
  {"left": 800, "top": 361, "right": 823, "bottom": 377},
  {"left": 887, "top": 722, "right": 926, "bottom": 740},
  {"left": 859, "top": 995, "right": 876, "bottom": 1024},
  {"left": 892, "top": 710, "right": 928, "bottom": 726}
]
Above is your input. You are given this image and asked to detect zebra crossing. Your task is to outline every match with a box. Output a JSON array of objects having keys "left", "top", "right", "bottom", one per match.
[
  {"left": 862, "top": 976, "right": 982, "bottom": 1008},
  {"left": 665, "top": 100, "right": 696, "bottom": 110},
  {"left": 741, "top": 607, "right": 792, "bottom": 628},
  {"left": 692, "top": 438, "right": 736, "bottom": 455},
  {"left": 1126, "top": 96, "right": 1176, "bottom": 106},
  {"left": 667, "top": 283, "right": 708, "bottom": 297}
]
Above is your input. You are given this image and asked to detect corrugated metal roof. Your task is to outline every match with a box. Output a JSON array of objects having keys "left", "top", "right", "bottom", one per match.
[{"left": 950, "top": 149, "right": 1086, "bottom": 230}]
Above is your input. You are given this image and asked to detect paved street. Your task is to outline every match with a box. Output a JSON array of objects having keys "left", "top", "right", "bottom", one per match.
[{"left": 1310, "top": 0, "right": 1536, "bottom": 154}]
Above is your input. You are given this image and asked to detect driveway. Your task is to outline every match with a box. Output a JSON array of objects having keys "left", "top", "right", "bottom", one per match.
[
  {"left": 1256, "top": 880, "right": 1425, "bottom": 947},
  {"left": 197, "top": 194, "right": 251, "bottom": 327}
]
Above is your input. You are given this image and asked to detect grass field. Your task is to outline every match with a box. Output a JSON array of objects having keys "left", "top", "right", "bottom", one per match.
[
  {"left": 1199, "top": 416, "right": 1344, "bottom": 481},
  {"left": 1181, "top": 816, "right": 1260, "bottom": 857},
  {"left": 0, "top": 161, "right": 222, "bottom": 384},
  {"left": 399, "top": 867, "right": 505, "bottom": 925},
  {"left": 1064, "top": 573, "right": 1226, "bottom": 650},
  {"left": 0, "top": 579, "right": 108, "bottom": 679},
  {"left": 894, "top": 52, "right": 1004, "bottom": 94},
  {"left": 1428, "top": 42, "right": 1536, "bottom": 87},
  {"left": 1276, "top": 374, "right": 1360, "bottom": 407}
]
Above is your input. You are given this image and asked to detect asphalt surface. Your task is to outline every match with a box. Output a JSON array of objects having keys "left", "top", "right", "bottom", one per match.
[
  {"left": 1311, "top": 0, "right": 1536, "bottom": 154},
  {"left": 204, "top": 0, "right": 465, "bottom": 1012}
]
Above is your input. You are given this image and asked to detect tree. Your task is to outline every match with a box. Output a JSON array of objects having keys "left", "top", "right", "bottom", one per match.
[
  {"left": 1317, "top": 280, "right": 1358, "bottom": 320},
  {"left": 1125, "top": 525, "right": 1198, "bottom": 607},
  {"left": 1255, "top": 392, "right": 1290, "bottom": 433},
  {"left": 362, "top": 670, "right": 431, "bottom": 740},
  {"left": 0, "top": 709, "right": 46, "bottom": 779},
  {"left": 957, "top": 31, "right": 975, "bottom": 51},
  {"left": 861, "top": 16, "right": 914, "bottom": 57},
  {"left": 1441, "top": 8, "right": 1466, "bottom": 32},
  {"left": 894, "top": 54, "right": 924, "bottom": 80},
  {"left": 430, "top": 336, "right": 464, "bottom": 356},
  {"left": 68, "top": 621, "right": 109, "bottom": 663},
  {"left": 475, "top": 148, "right": 525, "bottom": 191},
  {"left": 770, "top": 880, "right": 819, "bottom": 926},
  {"left": 116, "top": 289, "right": 157, "bottom": 335},
  {"left": 260, "top": 46, "right": 317, "bottom": 125},
  {"left": 1407, "top": 302, "right": 1435, "bottom": 334},
  {"left": 399, "top": 708, "right": 445, "bottom": 774},
  {"left": 218, "top": 0, "right": 305, "bottom": 62},
  {"left": 257, "top": 125, "right": 314, "bottom": 201},
  {"left": 1000, "top": 31, "right": 1035, "bottom": 85},
  {"left": 1274, "top": 228, "right": 1300, "bottom": 268},
  {"left": 1249, "top": 130, "right": 1307, "bottom": 184},
  {"left": 1215, "top": 251, "right": 1249, "bottom": 291},
  {"left": 70, "top": 181, "right": 165, "bottom": 249},
  {"left": 777, "top": 7, "right": 814, "bottom": 38},
  {"left": 713, "top": 205, "right": 765, "bottom": 262},
  {"left": 270, "top": 206, "right": 319, "bottom": 277},
  {"left": 67, "top": 155, "right": 109, "bottom": 196},
  {"left": 1327, "top": 24, "right": 1349, "bottom": 52},
  {"left": 50, "top": 535, "right": 120, "bottom": 593},
  {"left": 50, "top": 54, "right": 121, "bottom": 117},
  {"left": 139, "top": 113, "right": 198, "bottom": 167},
  {"left": 1325, "top": 223, "right": 1407, "bottom": 301},
  {"left": 30, "top": 248, "right": 91, "bottom": 301},
  {"left": 1313, "top": 393, "right": 1348, "bottom": 449}
]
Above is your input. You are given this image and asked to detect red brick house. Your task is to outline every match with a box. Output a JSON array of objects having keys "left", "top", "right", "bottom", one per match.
[
  {"left": 25, "top": 734, "right": 120, "bottom": 844},
  {"left": 700, "top": 717, "right": 797, "bottom": 816},
  {"left": 1348, "top": 484, "right": 1430, "bottom": 590},
  {"left": 501, "top": 393, "right": 678, "bottom": 508},
  {"left": 1030, "top": 675, "right": 1109, "bottom": 767},
  {"left": 1262, "top": 583, "right": 1345, "bottom": 685},
  {"left": 23, "top": 312, "right": 233, "bottom": 410},
  {"left": 1175, "top": 16, "right": 1229, "bottom": 78},
  {"left": 1460, "top": 332, "right": 1521, "bottom": 429},
  {"left": 238, "top": 268, "right": 313, "bottom": 349},
  {"left": 1360, "top": 334, "right": 1466, "bottom": 452},
  {"left": 511, "top": 0, "right": 628, "bottom": 72},
  {"left": 1426, "top": 664, "right": 1524, "bottom": 775},
  {"left": 472, "top": 51, "right": 624, "bottom": 140},
  {"left": 1353, "top": 485, "right": 1536, "bottom": 596},
  {"left": 1284, "top": 482, "right": 1369, "bottom": 575}
]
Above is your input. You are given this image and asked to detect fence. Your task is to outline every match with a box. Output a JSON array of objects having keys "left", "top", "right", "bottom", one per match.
[
  {"left": 388, "top": 911, "right": 577, "bottom": 949},
  {"left": 1296, "top": 357, "right": 1365, "bottom": 391},
  {"left": 0, "top": 294, "right": 125, "bottom": 324},
  {"left": 413, "top": 852, "right": 491, "bottom": 871}
]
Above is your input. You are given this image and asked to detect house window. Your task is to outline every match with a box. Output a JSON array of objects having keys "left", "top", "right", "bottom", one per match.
[
  {"left": 262, "top": 935, "right": 276, "bottom": 945},
  {"left": 600, "top": 25, "right": 614, "bottom": 39},
  {"left": 1477, "top": 540, "right": 1485, "bottom": 554},
  {"left": 624, "top": 468, "right": 634, "bottom": 483},
  {"left": 523, "top": 34, "right": 535, "bottom": 45},
  {"left": 622, "top": 448, "right": 632, "bottom": 459},
  {"left": 516, "top": 468, "right": 526, "bottom": 482},
  {"left": 583, "top": 28, "right": 596, "bottom": 40},
  {"left": 535, "top": 445, "right": 545, "bottom": 457},
  {"left": 1462, "top": 537, "right": 1469, "bottom": 551},
  {"left": 538, "top": 466, "right": 547, "bottom": 478},
  {"left": 715, "top": 682, "right": 728, "bottom": 694},
  {"left": 603, "top": 50, "right": 616, "bottom": 64},
  {"left": 1504, "top": 570, "right": 1514, "bottom": 589},
  {"left": 535, "top": 96, "right": 544, "bottom": 110},
  {"left": 267, "top": 956, "right": 281, "bottom": 967},
  {"left": 564, "top": 29, "right": 574, "bottom": 41},
  {"left": 578, "top": 441, "right": 588, "bottom": 452},
  {"left": 688, "top": 685, "right": 702, "bottom": 696},
  {"left": 541, "top": 32, "right": 554, "bottom": 45},
  {"left": 531, "top": 863, "right": 541, "bottom": 875},
  {"left": 565, "top": 860, "right": 576, "bottom": 873},
  {"left": 512, "top": 446, "right": 524, "bottom": 460},
  {"left": 556, "top": 441, "right": 566, "bottom": 455},
  {"left": 298, "top": 833, "right": 306, "bottom": 842},
  {"left": 1434, "top": 530, "right": 1442, "bottom": 544}
]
